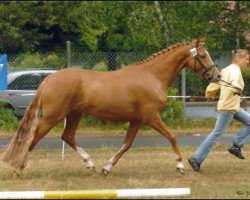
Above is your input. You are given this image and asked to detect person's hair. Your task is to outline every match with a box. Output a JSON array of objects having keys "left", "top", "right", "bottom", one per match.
[{"left": 232, "top": 49, "right": 249, "bottom": 62}]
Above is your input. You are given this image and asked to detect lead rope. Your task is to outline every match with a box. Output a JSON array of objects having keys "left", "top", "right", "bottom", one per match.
[
  {"left": 215, "top": 79, "right": 243, "bottom": 96},
  {"left": 219, "top": 79, "right": 242, "bottom": 91}
]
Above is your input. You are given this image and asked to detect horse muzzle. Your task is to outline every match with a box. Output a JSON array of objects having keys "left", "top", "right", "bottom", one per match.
[{"left": 204, "top": 65, "right": 222, "bottom": 82}]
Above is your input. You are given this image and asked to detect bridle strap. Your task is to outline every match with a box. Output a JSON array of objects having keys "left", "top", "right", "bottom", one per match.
[
  {"left": 196, "top": 56, "right": 216, "bottom": 77},
  {"left": 190, "top": 45, "right": 242, "bottom": 94},
  {"left": 191, "top": 45, "right": 216, "bottom": 80}
]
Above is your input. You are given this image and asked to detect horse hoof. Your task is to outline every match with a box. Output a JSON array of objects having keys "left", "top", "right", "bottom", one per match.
[
  {"left": 20, "top": 164, "right": 26, "bottom": 170},
  {"left": 87, "top": 166, "right": 96, "bottom": 172},
  {"left": 102, "top": 168, "right": 110, "bottom": 176},
  {"left": 176, "top": 167, "right": 184, "bottom": 174}
]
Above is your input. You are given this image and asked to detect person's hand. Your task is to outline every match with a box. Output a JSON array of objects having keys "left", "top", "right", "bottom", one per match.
[{"left": 205, "top": 91, "right": 217, "bottom": 101}]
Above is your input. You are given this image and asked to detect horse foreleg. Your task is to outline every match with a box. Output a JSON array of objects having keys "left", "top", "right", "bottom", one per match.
[
  {"left": 102, "top": 121, "right": 141, "bottom": 175},
  {"left": 61, "top": 113, "right": 95, "bottom": 172},
  {"left": 148, "top": 114, "right": 184, "bottom": 174}
]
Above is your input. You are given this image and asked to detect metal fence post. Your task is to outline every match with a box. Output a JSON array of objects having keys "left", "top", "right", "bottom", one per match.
[
  {"left": 62, "top": 41, "right": 71, "bottom": 157},
  {"left": 66, "top": 41, "right": 71, "bottom": 68},
  {"left": 181, "top": 68, "right": 186, "bottom": 121}
]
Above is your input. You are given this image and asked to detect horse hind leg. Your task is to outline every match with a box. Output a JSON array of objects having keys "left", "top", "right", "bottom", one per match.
[
  {"left": 29, "top": 118, "right": 60, "bottom": 151},
  {"left": 102, "top": 121, "right": 141, "bottom": 175},
  {"left": 11, "top": 117, "right": 61, "bottom": 176},
  {"left": 61, "top": 112, "right": 95, "bottom": 172},
  {"left": 148, "top": 114, "right": 184, "bottom": 174}
]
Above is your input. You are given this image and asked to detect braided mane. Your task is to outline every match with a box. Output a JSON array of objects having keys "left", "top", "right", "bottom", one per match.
[{"left": 136, "top": 41, "right": 192, "bottom": 65}]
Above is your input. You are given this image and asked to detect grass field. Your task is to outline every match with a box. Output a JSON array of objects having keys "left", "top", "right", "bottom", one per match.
[
  {"left": 1, "top": 146, "right": 250, "bottom": 199},
  {"left": 0, "top": 118, "right": 247, "bottom": 199}
]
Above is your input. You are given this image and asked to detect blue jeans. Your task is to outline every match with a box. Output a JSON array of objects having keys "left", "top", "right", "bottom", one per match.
[{"left": 191, "top": 108, "right": 250, "bottom": 164}]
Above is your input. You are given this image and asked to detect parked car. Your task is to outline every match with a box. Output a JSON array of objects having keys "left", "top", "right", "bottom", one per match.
[{"left": 0, "top": 69, "right": 57, "bottom": 117}]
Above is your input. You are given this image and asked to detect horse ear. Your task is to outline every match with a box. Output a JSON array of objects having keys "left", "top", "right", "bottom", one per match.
[{"left": 196, "top": 37, "right": 206, "bottom": 47}]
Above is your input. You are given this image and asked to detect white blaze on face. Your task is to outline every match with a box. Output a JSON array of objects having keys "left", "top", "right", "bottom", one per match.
[{"left": 205, "top": 50, "right": 214, "bottom": 65}]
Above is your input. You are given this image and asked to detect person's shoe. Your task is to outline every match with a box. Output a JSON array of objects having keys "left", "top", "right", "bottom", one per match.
[
  {"left": 228, "top": 144, "right": 245, "bottom": 159},
  {"left": 188, "top": 157, "right": 200, "bottom": 171}
]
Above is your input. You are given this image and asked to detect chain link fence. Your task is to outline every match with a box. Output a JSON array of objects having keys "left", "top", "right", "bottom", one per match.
[
  {"left": 7, "top": 43, "right": 213, "bottom": 94},
  {"left": 6, "top": 42, "right": 248, "bottom": 119}
]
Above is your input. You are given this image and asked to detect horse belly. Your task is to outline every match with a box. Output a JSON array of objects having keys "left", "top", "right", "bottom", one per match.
[{"left": 81, "top": 101, "right": 140, "bottom": 122}]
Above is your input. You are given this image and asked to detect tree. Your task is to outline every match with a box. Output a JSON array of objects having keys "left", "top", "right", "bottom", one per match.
[
  {"left": 0, "top": 1, "right": 248, "bottom": 57},
  {"left": 0, "top": 2, "right": 27, "bottom": 53},
  {"left": 159, "top": 1, "right": 249, "bottom": 58},
  {"left": 0, "top": 2, "right": 78, "bottom": 53}
]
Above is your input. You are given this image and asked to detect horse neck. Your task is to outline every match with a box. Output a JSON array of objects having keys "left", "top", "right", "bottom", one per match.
[{"left": 141, "top": 46, "right": 189, "bottom": 90}]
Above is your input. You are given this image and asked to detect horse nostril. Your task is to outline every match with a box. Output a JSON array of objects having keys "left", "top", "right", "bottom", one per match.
[{"left": 218, "top": 74, "right": 222, "bottom": 79}]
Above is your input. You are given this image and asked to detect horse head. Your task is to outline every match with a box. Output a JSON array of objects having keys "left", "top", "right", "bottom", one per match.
[{"left": 185, "top": 37, "right": 221, "bottom": 82}]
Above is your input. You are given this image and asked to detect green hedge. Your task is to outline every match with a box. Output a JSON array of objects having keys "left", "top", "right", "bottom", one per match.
[
  {"left": 0, "top": 103, "right": 19, "bottom": 131},
  {"left": 161, "top": 87, "right": 184, "bottom": 127}
]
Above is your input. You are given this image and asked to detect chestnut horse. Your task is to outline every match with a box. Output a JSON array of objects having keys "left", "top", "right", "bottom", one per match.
[{"left": 1, "top": 38, "right": 221, "bottom": 176}]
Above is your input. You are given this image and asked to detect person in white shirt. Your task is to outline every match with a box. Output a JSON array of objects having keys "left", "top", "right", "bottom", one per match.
[{"left": 188, "top": 49, "right": 250, "bottom": 172}]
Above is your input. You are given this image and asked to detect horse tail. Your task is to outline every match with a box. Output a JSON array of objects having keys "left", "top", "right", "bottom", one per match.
[{"left": 1, "top": 79, "right": 46, "bottom": 172}]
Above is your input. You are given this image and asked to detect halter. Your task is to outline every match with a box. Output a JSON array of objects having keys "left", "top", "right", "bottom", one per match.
[
  {"left": 190, "top": 46, "right": 242, "bottom": 95},
  {"left": 190, "top": 46, "right": 217, "bottom": 81}
]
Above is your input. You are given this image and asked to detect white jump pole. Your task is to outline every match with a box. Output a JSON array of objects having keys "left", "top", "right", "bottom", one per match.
[
  {"left": 0, "top": 188, "right": 190, "bottom": 199},
  {"left": 61, "top": 118, "right": 66, "bottom": 160}
]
